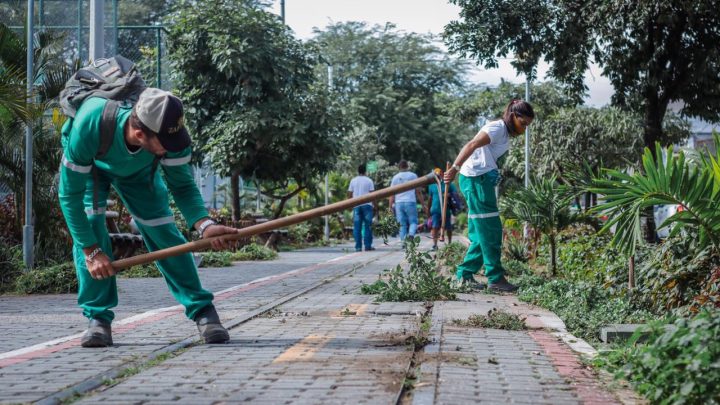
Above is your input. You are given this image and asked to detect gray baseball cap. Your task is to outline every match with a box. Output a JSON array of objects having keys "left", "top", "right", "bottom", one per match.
[{"left": 135, "top": 88, "right": 191, "bottom": 152}]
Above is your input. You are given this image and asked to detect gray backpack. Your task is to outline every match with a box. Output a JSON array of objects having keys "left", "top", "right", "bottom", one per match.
[
  {"left": 60, "top": 55, "right": 147, "bottom": 159},
  {"left": 59, "top": 55, "right": 148, "bottom": 209}
]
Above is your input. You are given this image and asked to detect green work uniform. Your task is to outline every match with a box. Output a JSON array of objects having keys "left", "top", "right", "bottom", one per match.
[
  {"left": 455, "top": 172, "right": 504, "bottom": 283},
  {"left": 455, "top": 119, "right": 510, "bottom": 284},
  {"left": 58, "top": 97, "right": 213, "bottom": 323}
]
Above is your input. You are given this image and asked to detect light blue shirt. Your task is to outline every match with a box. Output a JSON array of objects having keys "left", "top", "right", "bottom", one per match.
[{"left": 391, "top": 171, "right": 418, "bottom": 203}]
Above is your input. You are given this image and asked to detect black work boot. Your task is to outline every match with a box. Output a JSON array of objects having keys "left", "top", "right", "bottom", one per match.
[
  {"left": 194, "top": 305, "right": 230, "bottom": 344},
  {"left": 81, "top": 318, "right": 113, "bottom": 348},
  {"left": 488, "top": 277, "right": 519, "bottom": 293}
]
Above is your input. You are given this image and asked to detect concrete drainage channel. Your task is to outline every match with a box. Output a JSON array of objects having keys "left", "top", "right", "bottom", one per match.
[{"left": 36, "top": 252, "right": 396, "bottom": 405}]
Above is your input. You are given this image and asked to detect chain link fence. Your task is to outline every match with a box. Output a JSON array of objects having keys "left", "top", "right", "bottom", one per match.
[{"left": 2, "top": 0, "right": 170, "bottom": 88}]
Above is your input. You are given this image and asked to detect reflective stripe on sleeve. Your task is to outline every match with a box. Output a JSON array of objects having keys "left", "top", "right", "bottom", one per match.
[
  {"left": 467, "top": 212, "right": 500, "bottom": 219},
  {"left": 160, "top": 155, "right": 191, "bottom": 166},
  {"left": 62, "top": 155, "right": 93, "bottom": 174}
]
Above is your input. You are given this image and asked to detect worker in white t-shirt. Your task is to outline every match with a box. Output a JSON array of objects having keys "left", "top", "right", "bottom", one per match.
[
  {"left": 348, "top": 163, "right": 377, "bottom": 251},
  {"left": 389, "top": 160, "right": 426, "bottom": 246},
  {"left": 445, "top": 99, "right": 535, "bottom": 293}
]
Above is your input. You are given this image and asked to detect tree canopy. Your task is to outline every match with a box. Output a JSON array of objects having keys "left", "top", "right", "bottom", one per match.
[
  {"left": 166, "top": 0, "right": 343, "bottom": 218},
  {"left": 310, "top": 22, "right": 473, "bottom": 175},
  {"left": 444, "top": 0, "right": 720, "bottom": 152}
]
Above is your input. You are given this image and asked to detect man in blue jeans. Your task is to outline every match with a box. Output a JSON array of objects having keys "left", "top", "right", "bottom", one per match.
[
  {"left": 389, "top": 160, "right": 426, "bottom": 246},
  {"left": 348, "top": 163, "right": 376, "bottom": 251}
]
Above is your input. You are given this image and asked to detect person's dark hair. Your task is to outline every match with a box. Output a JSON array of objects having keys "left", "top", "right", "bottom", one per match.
[
  {"left": 129, "top": 110, "right": 157, "bottom": 138},
  {"left": 358, "top": 163, "right": 366, "bottom": 175},
  {"left": 502, "top": 99, "right": 535, "bottom": 122},
  {"left": 398, "top": 160, "right": 408, "bottom": 170}
]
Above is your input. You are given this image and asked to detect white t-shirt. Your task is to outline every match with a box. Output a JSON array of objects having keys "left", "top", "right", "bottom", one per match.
[
  {"left": 348, "top": 175, "right": 375, "bottom": 207},
  {"left": 390, "top": 171, "right": 418, "bottom": 203},
  {"left": 460, "top": 119, "right": 511, "bottom": 177}
]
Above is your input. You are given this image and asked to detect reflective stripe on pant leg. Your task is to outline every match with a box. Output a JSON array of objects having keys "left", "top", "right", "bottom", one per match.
[{"left": 455, "top": 174, "right": 485, "bottom": 280}]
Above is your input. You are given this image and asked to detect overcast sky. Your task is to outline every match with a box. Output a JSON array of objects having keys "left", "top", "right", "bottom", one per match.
[{"left": 268, "top": 0, "right": 614, "bottom": 107}]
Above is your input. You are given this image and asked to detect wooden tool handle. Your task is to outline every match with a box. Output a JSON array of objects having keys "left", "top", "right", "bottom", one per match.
[{"left": 112, "top": 172, "right": 438, "bottom": 271}]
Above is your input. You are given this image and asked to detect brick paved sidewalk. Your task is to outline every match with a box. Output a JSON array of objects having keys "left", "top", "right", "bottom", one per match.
[{"left": 0, "top": 239, "right": 643, "bottom": 404}]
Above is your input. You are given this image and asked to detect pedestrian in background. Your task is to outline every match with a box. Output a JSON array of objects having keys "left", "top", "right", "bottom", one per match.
[
  {"left": 427, "top": 167, "right": 457, "bottom": 250},
  {"left": 444, "top": 99, "right": 535, "bottom": 292},
  {"left": 389, "top": 160, "right": 425, "bottom": 247},
  {"left": 348, "top": 163, "right": 376, "bottom": 251}
]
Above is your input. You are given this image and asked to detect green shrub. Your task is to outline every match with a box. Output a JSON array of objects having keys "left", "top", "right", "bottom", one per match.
[
  {"left": 596, "top": 310, "right": 720, "bottom": 405},
  {"left": 437, "top": 242, "right": 467, "bottom": 268},
  {"left": 360, "top": 237, "right": 458, "bottom": 301},
  {"left": 504, "top": 259, "right": 532, "bottom": 277},
  {"left": 231, "top": 243, "right": 278, "bottom": 261},
  {"left": 0, "top": 240, "right": 23, "bottom": 292},
  {"left": 555, "top": 232, "right": 627, "bottom": 288},
  {"left": 452, "top": 308, "right": 526, "bottom": 330},
  {"left": 519, "top": 279, "right": 653, "bottom": 342},
  {"left": 119, "top": 264, "right": 162, "bottom": 278},
  {"left": 454, "top": 212, "right": 467, "bottom": 232},
  {"left": 14, "top": 262, "right": 78, "bottom": 294},
  {"left": 503, "top": 235, "right": 529, "bottom": 263},
  {"left": 198, "top": 251, "right": 233, "bottom": 268},
  {"left": 373, "top": 214, "right": 400, "bottom": 245},
  {"left": 288, "top": 222, "right": 312, "bottom": 244}
]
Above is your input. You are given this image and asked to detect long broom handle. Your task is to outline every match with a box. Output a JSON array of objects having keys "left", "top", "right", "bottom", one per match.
[
  {"left": 112, "top": 172, "right": 438, "bottom": 271},
  {"left": 440, "top": 162, "right": 450, "bottom": 239}
]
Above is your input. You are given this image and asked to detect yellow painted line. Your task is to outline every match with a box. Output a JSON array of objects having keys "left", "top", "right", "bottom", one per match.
[{"left": 272, "top": 334, "right": 333, "bottom": 363}]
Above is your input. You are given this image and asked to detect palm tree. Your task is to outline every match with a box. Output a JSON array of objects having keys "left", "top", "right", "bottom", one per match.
[
  {"left": 0, "top": 22, "right": 78, "bottom": 261},
  {"left": 591, "top": 137, "right": 720, "bottom": 257},
  {"left": 501, "top": 176, "right": 587, "bottom": 275}
]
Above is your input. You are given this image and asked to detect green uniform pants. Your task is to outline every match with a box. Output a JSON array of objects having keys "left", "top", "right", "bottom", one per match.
[
  {"left": 73, "top": 166, "right": 214, "bottom": 323},
  {"left": 455, "top": 173, "right": 505, "bottom": 284}
]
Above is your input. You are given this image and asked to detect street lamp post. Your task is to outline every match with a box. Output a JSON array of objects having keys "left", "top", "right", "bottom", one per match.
[
  {"left": 23, "top": 0, "right": 35, "bottom": 269},
  {"left": 324, "top": 65, "right": 333, "bottom": 241}
]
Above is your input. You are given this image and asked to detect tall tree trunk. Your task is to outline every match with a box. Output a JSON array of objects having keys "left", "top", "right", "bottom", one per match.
[
  {"left": 231, "top": 170, "right": 240, "bottom": 222},
  {"left": 549, "top": 234, "right": 557, "bottom": 276},
  {"left": 271, "top": 187, "right": 303, "bottom": 219}
]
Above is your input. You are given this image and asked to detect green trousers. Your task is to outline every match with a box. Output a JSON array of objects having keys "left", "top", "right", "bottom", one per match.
[
  {"left": 455, "top": 173, "right": 505, "bottom": 284},
  {"left": 73, "top": 166, "right": 214, "bottom": 323}
]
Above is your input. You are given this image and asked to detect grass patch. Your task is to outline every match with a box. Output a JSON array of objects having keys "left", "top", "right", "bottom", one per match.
[
  {"left": 119, "top": 264, "right": 161, "bottom": 278},
  {"left": 452, "top": 308, "right": 527, "bottom": 330},
  {"left": 230, "top": 243, "right": 278, "bottom": 261},
  {"left": 198, "top": 251, "right": 233, "bottom": 267},
  {"left": 359, "top": 237, "right": 459, "bottom": 302}
]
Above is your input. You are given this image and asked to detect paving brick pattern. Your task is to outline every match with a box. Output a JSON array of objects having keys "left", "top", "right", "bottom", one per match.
[
  {"left": 0, "top": 239, "right": 635, "bottom": 405},
  {"left": 0, "top": 245, "right": 397, "bottom": 404}
]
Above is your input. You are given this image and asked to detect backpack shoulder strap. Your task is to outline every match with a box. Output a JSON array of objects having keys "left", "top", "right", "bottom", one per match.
[{"left": 97, "top": 100, "right": 119, "bottom": 159}]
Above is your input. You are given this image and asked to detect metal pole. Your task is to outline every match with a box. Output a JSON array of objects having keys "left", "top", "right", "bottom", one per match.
[
  {"left": 524, "top": 78, "right": 530, "bottom": 188},
  {"left": 113, "top": 0, "right": 118, "bottom": 55},
  {"left": 23, "top": 0, "right": 35, "bottom": 270},
  {"left": 89, "top": 0, "right": 104, "bottom": 61},
  {"left": 156, "top": 27, "right": 162, "bottom": 88},
  {"left": 38, "top": 0, "right": 44, "bottom": 27},
  {"left": 324, "top": 64, "right": 333, "bottom": 241},
  {"left": 77, "top": 0, "right": 82, "bottom": 61},
  {"left": 280, "top": 0, "right": 285, "bottom": 23},
  {"left": 523, "top": 78, "right": 531, "bottom": 239}
]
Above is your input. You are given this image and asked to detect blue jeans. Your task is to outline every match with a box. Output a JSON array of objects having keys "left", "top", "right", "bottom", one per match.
[
  {"left": 353, "top": 205, "right": 374, "bottom": 250},
  {"left": 395, "top": 202, "right": 418, "bottom": 241}
]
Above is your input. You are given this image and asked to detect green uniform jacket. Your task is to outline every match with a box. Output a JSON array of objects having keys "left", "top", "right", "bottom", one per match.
[{"left": 58, "top": 97, "right": 208, "bottom": 248}]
